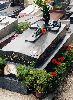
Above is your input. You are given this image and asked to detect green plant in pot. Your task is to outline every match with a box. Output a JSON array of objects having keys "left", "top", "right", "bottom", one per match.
[
  {"left": 34, "top": 0, "right": 53, "bottom": 26},
  {"left": 17, "top": 65, "right": 52, "bottom": 96},
  {"left": 33, "top": 70, "right": 52, "bottom": 98}
]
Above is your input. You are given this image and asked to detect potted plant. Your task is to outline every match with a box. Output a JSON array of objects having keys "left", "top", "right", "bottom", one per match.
[
  {"left": 33, "top": 70, "right": 52, "bottom": 98},
  {"left": 34, "top": 0, "right": 53, "bottom": 26},
  {"left": 17, "top": 65, "right": 52, "bottom": 96}
]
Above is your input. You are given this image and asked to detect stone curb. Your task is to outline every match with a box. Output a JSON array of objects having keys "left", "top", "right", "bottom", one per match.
[{"left": 0, "top": 77, "right": 28, "bottom": 95}]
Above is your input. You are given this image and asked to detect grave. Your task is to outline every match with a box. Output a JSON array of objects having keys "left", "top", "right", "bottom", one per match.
[
  {"left": 0, "top": 16, "right": 18, "bottom": 39},
  {"left": 1, "top": 20, "right": 67, "bottom": 68}
]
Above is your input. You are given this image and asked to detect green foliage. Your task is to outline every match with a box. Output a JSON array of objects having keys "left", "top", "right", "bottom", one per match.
[
  {"left": 63, "top": 50, "right": 73, "bottom": 62},
  {"left": 0, "top": 57, "right": 7, "bottom": 70},
  {"left": 16, "top": 46, "right": 73, "bottom": 94},
  {"left": 17, "top": 65, "right": 52, "bottom": 93},
  {"left": 55, "top": 63, "right": 67, "bottom": 74},
  {"left": 35, "top": 70, "right": 52, "bottom": 93},
  {"left": 15, "top": 22, "right": 31, "bottom": 34},
  {"left": 17, "top": 64, "right": 29, "bottom": 80},
  {"left": 55, "top": 5, "right": 63, "bottom": 9},
  {"left": 21, "top": 68, "right": 36, "bottom": 87},
  {"left": 34, "top": 0, "right": 44, "bottom": 7},
  {"left": 17, "top": 65, "right": 35, "bottom": 88},
  {"left": 0, "top": 57, "right": 6, "bottom": 65}
]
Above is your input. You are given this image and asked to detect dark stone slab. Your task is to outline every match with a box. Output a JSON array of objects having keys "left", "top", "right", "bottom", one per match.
[
  {"left": 0, "top": 77, "right": 27, "bottom": 95},
  {"left": 2, "top": 21, "right": 67, "bottom": 59},
  {"left": 0, "top": 21, "right": 67, "bottom": 67}
]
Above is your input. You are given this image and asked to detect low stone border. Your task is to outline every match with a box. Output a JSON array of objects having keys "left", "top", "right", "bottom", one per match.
[{"left": 0, "top": 77, "right": 28, "bottom": 95}]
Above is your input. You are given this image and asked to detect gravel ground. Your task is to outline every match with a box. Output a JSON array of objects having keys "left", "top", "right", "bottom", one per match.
[
  {"left": 1, "top": 71, "right": 73, "bottom": 100},
  {"left": 0, "top": 88, "right": 38, "bottom": 100},
  {"left": 54, "top": 71, "right": 73, "bottom": 100}
]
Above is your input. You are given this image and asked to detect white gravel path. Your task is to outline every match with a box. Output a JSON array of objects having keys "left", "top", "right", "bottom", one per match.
[
  {"left": 55, "top": 71, "right": 73, "bottom": 100},
  {"left": 0, "top": 88, "right": 38, "bottom": 100}
]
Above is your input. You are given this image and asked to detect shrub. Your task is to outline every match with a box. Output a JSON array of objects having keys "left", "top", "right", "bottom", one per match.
[
  {"left": 17, "top": 64, "right": 29, "bottom": 80},
  {"left": 17, "top": 65, "right": 52, "bottom": 93}
]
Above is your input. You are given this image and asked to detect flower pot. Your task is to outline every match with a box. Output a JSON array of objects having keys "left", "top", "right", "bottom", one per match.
[
  {"left": 27, "top": 87, "right": 34, "bottom": 94},
  {"left": 43, "top": 13, "right": 50, "bottom": 26},
  {"left": 43, "top": 5, "right": 50, "bottom": 26},
  {"left": 34, "top": 91, "right": 44, "bottom": 99}
]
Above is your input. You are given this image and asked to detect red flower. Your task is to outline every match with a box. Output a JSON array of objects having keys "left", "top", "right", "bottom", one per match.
[
  {"left": 51, "top": 59, "right": 62, "bottom": 65},
  {"left": 66, "top": 45, "right": 73, "bottom": 50},
  {"left": 51, "top": 59, "right": 57, "bottom": 63},
  {"left": 50, "top": 72, "right": 57, "bottom": 77},
  {"left": 57, "top": 57, "right": 65, "bottom": 62},
  {"left": 42, "top": 28, "right": 47, "bottom": 34},
  {"left": 56, "top": 61, "right": 62, "bottom": 66}
]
